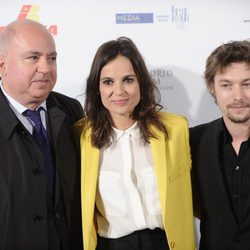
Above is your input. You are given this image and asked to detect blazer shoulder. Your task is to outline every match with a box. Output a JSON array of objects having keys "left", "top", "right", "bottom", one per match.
[
  {"left": 190, "top": 118, "right": 222, "bottom": 137},
  {"left": 50, "top": 91, "right": 82, "bottom": 108},
  {"left": 159, "top": 111, "right": 188, "bottom": 129},
  {"left": 189, "top": 118, "right": 222, "bottom": 155},
  {"left": 49, "top": 91, "right": 84, "bottom": 121},
  {"left": 73, "top": 117, "right": 93, "bottom": 141}
]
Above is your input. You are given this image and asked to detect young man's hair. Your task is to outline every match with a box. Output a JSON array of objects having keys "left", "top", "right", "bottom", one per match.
[{"left": 204, "top": 40, "right": 250, "bottom": 95}]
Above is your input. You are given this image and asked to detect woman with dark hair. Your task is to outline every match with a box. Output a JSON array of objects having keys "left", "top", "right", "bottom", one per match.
[{"left": 77, "top": 37, "right": 195, "bottom": 250}]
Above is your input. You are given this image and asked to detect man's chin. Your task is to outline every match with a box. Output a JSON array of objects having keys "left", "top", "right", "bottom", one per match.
[
  {"left": 228, "top": 115, "right": 250, "bottom": 124},
  {"left": 32, "top": 90, "right": 51, "bottom": 99},
  {"left": 29, "top": 94, "right": 49, "bottom": 105}
]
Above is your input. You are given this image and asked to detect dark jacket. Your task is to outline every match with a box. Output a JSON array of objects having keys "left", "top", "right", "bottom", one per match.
[
  {"left": 190, "top": 118, "right": 250, "bottom": 250},
  {"left": 0, "top": 89, "right": 83, "bottom": 250}
]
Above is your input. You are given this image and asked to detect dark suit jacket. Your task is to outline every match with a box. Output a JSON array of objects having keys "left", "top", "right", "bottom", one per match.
[
  {"left": 190, "top": 118, "right": 250, "bottom": 250},
  {"left": 0, "top": 90, "right": 83, "bottom": 250}
]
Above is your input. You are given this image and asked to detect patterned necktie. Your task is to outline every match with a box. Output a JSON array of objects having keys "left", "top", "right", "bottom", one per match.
[{"left": 23, "top": 107, "right": 55, "bottom": 194}]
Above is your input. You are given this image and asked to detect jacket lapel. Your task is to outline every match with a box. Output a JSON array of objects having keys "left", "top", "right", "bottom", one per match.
[
  {"left": 46, "top": 99, "right": 66, "bottom": 209},
  {"left": 47, "top": 103, "right": 66, "bottom": 146},
  {"left": 201, "top": 120, "right": 237, "bottom": 224},
  {"left": 150, "top": 126, "right": 168, "bottom": 226},
  {"left": 81, "top": 129, "right": 99, "bottom": 250},
  {"left": 0, "top": 89, "right": 20, "bottom": 139}
]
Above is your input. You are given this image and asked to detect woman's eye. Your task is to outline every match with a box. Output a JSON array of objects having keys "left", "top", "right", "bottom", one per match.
[
  {"left": 124, "top": 78, "right": 134, "bottom": 83},
  {"left": 102, "top": 80, "right": 113, "bottom": 85}
]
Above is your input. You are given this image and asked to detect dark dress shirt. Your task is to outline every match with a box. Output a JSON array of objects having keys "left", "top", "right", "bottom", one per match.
[{"left": 221, "top": 121, "right": 250, "bottom": 222}]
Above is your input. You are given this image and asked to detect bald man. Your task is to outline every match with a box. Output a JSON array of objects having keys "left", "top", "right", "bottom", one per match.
[{"left": 0, "top": 19, "right": 83, "bottom": 250}]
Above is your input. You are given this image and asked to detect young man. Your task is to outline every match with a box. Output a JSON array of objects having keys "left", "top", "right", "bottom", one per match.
[
  {"left": 0, "top": 19, "right": 83, "bottom": 249},
  {"left": 191, "top": 40, "right": 250, "bottom": 250}
]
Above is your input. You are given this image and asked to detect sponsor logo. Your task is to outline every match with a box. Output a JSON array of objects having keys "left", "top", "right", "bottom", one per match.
[
  {"left": 171, "top": 6, "right": 189, "bottom": 23},
  {"left": 155, "top": 5, "right": 190, "bottom": 28},
  {"left": 0, "top": 5, "right": 58, "bottom": 35},
  {"left": 115, "top": 6, "right": 189, "bottom": 28},
  {"left": 115, "top": 5, "right": 189, "bottom": 28},
  {"left": 171, "top": 6, "right": 189, "bottom": 28},
  {"left": 18, "top": 5, "right": 40, "bottom": 21},
  {"left": 116, "top": 13, "right": 153, "bottom": 24}
]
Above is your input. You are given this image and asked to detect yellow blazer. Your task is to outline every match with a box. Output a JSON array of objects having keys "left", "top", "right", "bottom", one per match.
[{"left": 79, "top": 112, "right": 196, "bottom": 250}]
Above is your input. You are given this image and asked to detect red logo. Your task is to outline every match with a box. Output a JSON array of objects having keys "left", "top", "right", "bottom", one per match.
[{"left": 0, "top": 5, "right": 58, "bottom": 35}]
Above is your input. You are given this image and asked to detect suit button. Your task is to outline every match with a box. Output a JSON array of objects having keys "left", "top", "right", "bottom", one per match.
[
  {"left": 18, "top": 128, "right": 28, "bottom": 135},
  {"left": 55, "top": 212, "right": 60, "bottom": 219},
  {"left": 234, "top": 194, "right": 240, "bottom": 199},
  {"left": 170, "top": 241, "right": 175, "bottom": 249},
  {"left": 234, "top": 238, "right": 240, "bottom": 245},
  {"left": 33, "top": 214, "right": 43, "bottom": 223}
]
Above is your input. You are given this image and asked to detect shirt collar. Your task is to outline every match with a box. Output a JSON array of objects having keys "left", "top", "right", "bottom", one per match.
[
  {"left": 220, "top": 118, "right": 250, "bottom": 145},
  {"left": 220, "top": 118, "right": 232, "bottom": 144},
  {"left": 112, "top": 122, "right": 140, "bottom": 141}
]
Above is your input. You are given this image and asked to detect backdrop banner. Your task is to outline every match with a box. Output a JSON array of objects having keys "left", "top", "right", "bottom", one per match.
[{"left": 1, "top": 0, "right": 250, "bottom": 246}]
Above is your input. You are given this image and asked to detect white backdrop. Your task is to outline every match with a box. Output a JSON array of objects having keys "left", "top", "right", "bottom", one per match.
[{"left": 1, "top": 0, "right": 250, "bottom": 247}]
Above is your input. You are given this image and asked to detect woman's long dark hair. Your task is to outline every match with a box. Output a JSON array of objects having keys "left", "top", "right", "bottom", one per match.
[{"left": 84, "top": 37, "right": 167, "bottom": 148}]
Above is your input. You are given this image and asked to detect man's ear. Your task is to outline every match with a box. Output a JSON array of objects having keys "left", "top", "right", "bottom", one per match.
[
  {"left": 208, "top": 85, "right": 218, "bottom": 104},
  {"left": 208, "top": 84, "right": 215, "bottom": 97},
  {"left": 0, "top": 55, "right": 6, "bottom": 77}
]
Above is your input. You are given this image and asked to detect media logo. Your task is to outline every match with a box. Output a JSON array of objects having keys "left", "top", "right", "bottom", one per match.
[
  {"left": 115, "top": 6, "right": 189, "bottom": 28},
  {"left": 0, "top": 5, "right": 58, "bottom": 35},
  {"left": 116, "top": 13, "right": 153, "bottom": 24},
  {"left": 155, "top": 5, "right": 190, "bottom": 28},
  {"left": 171, "top": 6, "right": 189, "bottom": 27}
]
